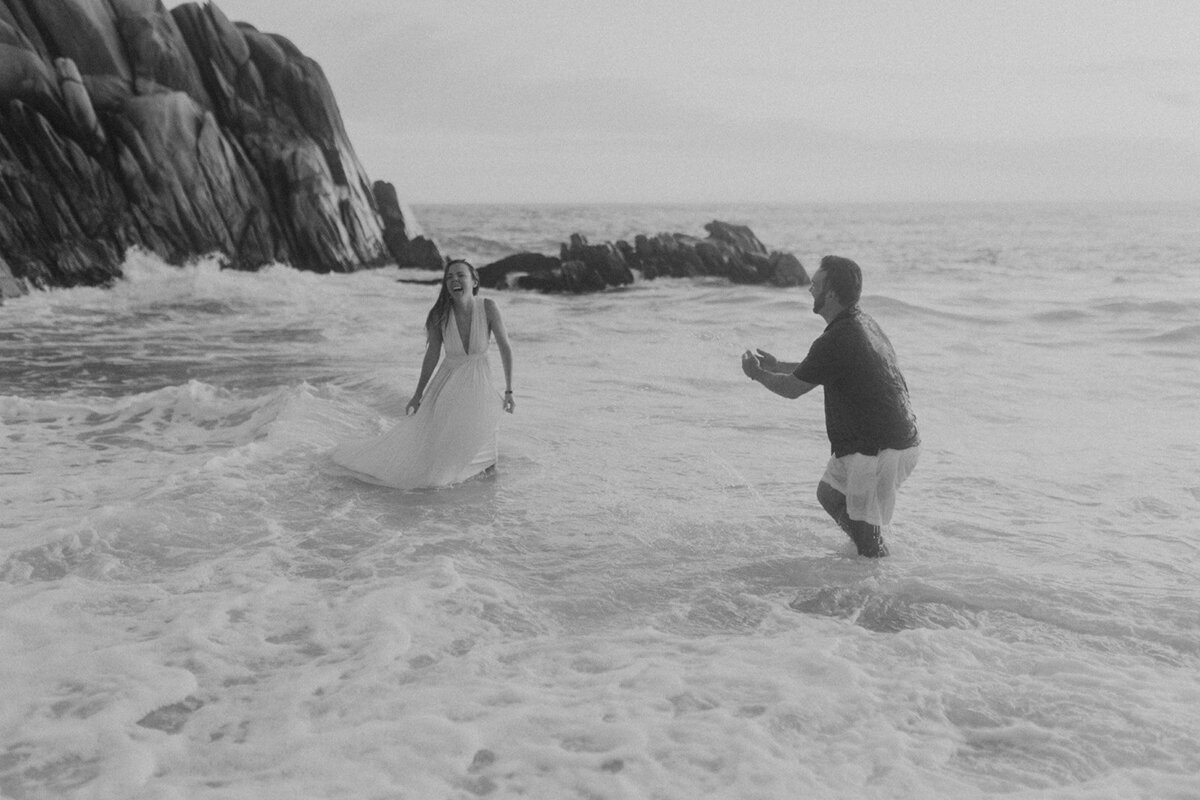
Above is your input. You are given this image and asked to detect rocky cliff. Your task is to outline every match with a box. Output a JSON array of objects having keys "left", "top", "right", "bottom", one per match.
[{"left": 0, "top": 0, "right": 429, "bottom": 300}]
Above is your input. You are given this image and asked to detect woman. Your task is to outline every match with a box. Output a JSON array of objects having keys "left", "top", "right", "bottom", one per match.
[{"left": 333, "top": 259, "right": 515, "bottom": 489}]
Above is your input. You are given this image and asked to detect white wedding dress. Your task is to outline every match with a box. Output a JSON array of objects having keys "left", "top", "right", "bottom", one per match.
[{"left": 333, "top": 300, "right": 501, "bottom": 489}]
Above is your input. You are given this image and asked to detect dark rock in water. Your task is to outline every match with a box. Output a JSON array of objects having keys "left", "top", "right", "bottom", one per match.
[
  {"left": 560, "top": 234, "right": 635, "bottom": 288},
  {"left": 703, "top": 220, "right": 767, "bottom": 255},
  {"left": 631, "top": 233, "right": 703, "bottom": 279},
  {"left": 0, "top": 0, "right": 423, "bottom": 293},
  {"left": 374, "top": 180, "right": 442, "bottom": 268},
  {"left": 768, "top": 251, "right": 808, "bottom": 287},
  {"left": 517, "top": 259, "right": 610, "bottom": 294},
  {"left": 393, "top": 235, "right": 443, "bottom": 270},
  {"left": 477, "top": 252, "right": 561, "bottom": 289},
  {"left": 477, "top": 247, "right": 616, "bottom": 294},
  {"left": 480, "top": 220, "right": 808, "bottom": 293}
]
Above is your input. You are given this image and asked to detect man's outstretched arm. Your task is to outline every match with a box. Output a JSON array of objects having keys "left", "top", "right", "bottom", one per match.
[{"left": 742, "top": 350, "right": 817, "bottom": 399}]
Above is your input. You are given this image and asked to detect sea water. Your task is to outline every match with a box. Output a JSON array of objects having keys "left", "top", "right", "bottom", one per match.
[{"left": 1, "top": 203, "right": 1198, "bottom": 799}]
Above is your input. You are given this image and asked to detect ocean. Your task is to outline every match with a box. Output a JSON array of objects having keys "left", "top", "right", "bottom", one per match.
[{"left": 1, "top": 202, "right": 1197, "bottom": 799}]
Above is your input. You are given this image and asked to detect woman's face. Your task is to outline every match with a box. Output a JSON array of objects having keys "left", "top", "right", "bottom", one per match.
[{"left": 445, "top": 262, "right": 477, "bottom": 298}]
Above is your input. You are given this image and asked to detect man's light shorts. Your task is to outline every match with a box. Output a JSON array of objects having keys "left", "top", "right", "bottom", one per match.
[{"left": 822, "top": 446, "right": 921, "bottom": 527}]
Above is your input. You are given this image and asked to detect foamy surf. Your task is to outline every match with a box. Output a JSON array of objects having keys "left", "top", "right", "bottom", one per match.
[{"left": 2, "top": 202, "right": 1198, "bottom": 798}]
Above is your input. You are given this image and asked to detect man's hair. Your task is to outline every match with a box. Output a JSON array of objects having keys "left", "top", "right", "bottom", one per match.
[{"left": 819, "top": 255, "right": 863, "bottom": 306}]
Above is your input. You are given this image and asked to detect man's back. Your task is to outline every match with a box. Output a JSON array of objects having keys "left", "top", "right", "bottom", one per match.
[{"left": 794, "top": 306, "right": 920, "bottom": 457}]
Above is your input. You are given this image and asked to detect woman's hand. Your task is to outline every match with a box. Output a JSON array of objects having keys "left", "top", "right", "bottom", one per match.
[
  {"left": 405, "top": 395, "right": 421, "bottom": 415},
  {"left": 503, "top": 392, "right": 515, "bottom": 414}
]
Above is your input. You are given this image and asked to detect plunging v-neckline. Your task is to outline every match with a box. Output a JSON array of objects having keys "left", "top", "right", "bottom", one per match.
[{"left": 452, "top": 302, "right": 474, "bottom": 354}]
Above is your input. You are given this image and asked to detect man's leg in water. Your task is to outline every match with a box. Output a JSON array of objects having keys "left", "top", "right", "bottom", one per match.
[{"left": 816, "top": 480, "right": 889, "bottom": 557}]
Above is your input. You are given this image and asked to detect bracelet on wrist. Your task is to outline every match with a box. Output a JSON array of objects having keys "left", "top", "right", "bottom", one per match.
[{"left": 505, "top": 390, "right": 513, "bottom": 395}]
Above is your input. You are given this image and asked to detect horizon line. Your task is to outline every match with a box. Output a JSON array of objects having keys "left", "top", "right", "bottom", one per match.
[{"left": 405, "top": 198, "right": 1200, "bottom": 207}]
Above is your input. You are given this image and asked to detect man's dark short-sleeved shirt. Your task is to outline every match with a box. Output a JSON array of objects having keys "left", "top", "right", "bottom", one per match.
[{"left": 793, "top": 306, "right": 920, "bottom": 457}]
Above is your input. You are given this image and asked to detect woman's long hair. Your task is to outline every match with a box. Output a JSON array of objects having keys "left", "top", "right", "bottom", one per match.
[{"left": 424, "top": 258, "right": 480, "bottom": 338}]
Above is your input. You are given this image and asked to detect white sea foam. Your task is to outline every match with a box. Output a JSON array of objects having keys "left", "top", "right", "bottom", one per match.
[{"left": 2, "top": 203, "right": 1198, "bottom": 798}]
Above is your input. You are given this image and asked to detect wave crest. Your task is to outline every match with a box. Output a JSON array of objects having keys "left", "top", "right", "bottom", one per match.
[{"left": 1, "top": 380, "right": 291, "bottom": 452}]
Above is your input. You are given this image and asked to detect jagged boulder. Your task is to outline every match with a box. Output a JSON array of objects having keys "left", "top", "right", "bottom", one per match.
[
  {"left": 703, "top": 220, "right": 767, "bottom": 254},
  {"left": 0, "top": 0, "right": 418, "bottom": 293},
  {"left": 373, "top": 180, "right": 443, "bottom": 268},
  {"left": 391, "top": 236, "right": 443, "bottom": 270}
]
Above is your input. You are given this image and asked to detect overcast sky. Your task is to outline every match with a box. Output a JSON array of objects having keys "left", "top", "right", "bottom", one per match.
[{"left": 181, "top": 0, "right": 1200, "bottom": 204}]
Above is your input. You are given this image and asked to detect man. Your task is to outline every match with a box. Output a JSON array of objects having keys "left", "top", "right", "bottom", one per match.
[{"left": 741, "top": 255, "right": 920, "bottom": 557}]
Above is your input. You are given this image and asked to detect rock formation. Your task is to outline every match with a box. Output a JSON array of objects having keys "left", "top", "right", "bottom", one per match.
[
  {"left": 478, "top": 221, "right": 809, "bottom": 293},
  {"left": 0, "top": 0, "right": 432, "bottom": 301},
  {"left": 373, "top": 180, "right": 443, "bottom": 268}
]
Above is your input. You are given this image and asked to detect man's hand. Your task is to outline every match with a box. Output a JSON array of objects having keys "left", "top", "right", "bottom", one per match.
[
  {"left": 755, "top": 349, "right": 779, "bottom": 371},
  {"left": 741, "top": 349, "right": 762, "bottom": 381}
]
